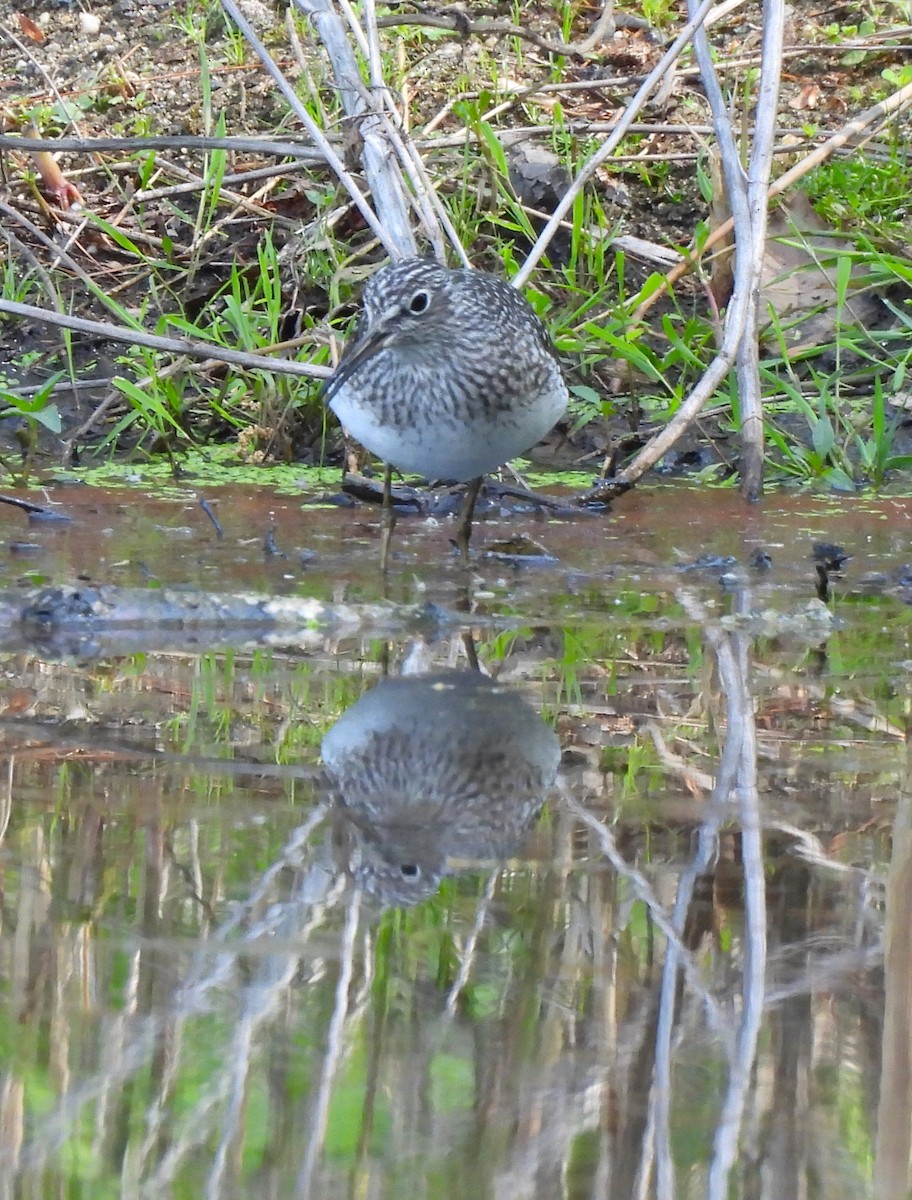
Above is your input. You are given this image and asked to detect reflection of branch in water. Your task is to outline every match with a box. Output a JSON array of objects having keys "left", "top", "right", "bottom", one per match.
[
  {"left": 20, "top": 801, "right": 333, "bottom": 1176},
  {"left": 874, "top": 753, "right": 912, "bottom": 1195},
  {"left": 142, "top": 802, "right": 340, "bottom": 1192},
  {"left": 444, "top": 868, "right": 501, "bottom": 1016},
  {"left": 670, "top": 587, "right": 767, "bottom": 1200},
  {"left": 644, "top": 718, "right": 716, "bottom": 795},
  {"left": 295, "top": 887, "right": 362, "bottom": 1200},
  {"left": 559, "top": 786, "right": 731, "bottom": 1043},
  {"left": 650, "top": 686, "right": 742, "bottom": 1197}
]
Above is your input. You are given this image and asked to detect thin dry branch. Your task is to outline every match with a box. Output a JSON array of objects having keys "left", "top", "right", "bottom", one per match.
[
  {"left": 513, "top": 0, "right": 718, "bottom": 289},
  {"left": 0, "top": 132, "right": 327, "bottom": 160},
  {"left": 736, "top": 0, "right": 785, "bottom": 498},
  {"left": 375, "top": 8, "right": 653, "bottom": 59},
  {"left": 685, "top": 0, "right": 755, "bottom": 490},
  {"left": 292, "top": 0, "right": 416, "bottom": 258},
  {"left": 683, "top": 588, "right": 766, "bottom": 1200},
  {"left": 0, "top": 298, "right": 331, "bottom": 380},
  {"left": 590, "top": 77, "right": 912, "bottom": 501},
  {"left": 219, "top": 0, "right": 398, "bottom": 255},
  {"left": 0, "top": 25, "right": 83, "bottom": 139},
  {"left": 0, "top": 196, "right": 107, "bottom": 295}
]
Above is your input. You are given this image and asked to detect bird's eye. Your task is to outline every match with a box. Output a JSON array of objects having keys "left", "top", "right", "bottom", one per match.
[
  {"left": 400, "top": 864, "right": 420, "bottom": 878},
  {"left": 408, "top": 290, "right": 430, "bottom": 315}
]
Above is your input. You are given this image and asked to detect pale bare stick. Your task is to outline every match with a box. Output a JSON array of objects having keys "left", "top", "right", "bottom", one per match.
[
  {"left": 373, "top": 109, "right": 461, "bottom": 262},
  {"left": 574, "top": 0, "right": 617, "bottom": 54},
  {"left": 333, "top": 0, "right": 371, "bottom": 60},
  {"left": 0, "top": 24, "right": 84, "bottom": 139},
  {"left": 219, "top": 0, "right": 398, "bottom": 256},
  {"left": 684, "top": 0, "right": 781, "bottom": 500},
  {"left": 351, "top": 2, "right": 448, "bottom": 258},
  {"left": 736, "top": 0, "right": 786, "bottom": 498},
  {"left": 512, "top": 0, "right": 718, "bottom": 290},
  {"left": 310, "top": 0, "right": 459, "bottom": 260},
  {"left": 0, "top": 298, "right": 330, "bottom": 380},
  {"left": 292, "top": 0, "right": 416, "bottom": 258},
  {"left": 360, "top": 0, "right": 386, "bottom": 90},
  {"left": 0, "top": 132, "right": 327, "bottom": 158},
  {"left": 0, "top": 197, "right": 116, "bottom": 302},
  {"left": 375, "top": 9, "right": 657, "bottom": 59}
]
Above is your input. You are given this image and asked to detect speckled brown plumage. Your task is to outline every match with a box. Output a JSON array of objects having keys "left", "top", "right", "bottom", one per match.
[{"left": 325, "top": 259, "right": 568, "bottom": 484}]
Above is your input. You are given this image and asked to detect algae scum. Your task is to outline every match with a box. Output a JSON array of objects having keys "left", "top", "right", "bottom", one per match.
[{"left": 0, "top": 480, "right": 910, "bottom": 1198}]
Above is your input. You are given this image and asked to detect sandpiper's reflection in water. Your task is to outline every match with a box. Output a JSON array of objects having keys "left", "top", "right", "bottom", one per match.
[{"left": 321, "top": 671, "right": 561, "bottom": 906}]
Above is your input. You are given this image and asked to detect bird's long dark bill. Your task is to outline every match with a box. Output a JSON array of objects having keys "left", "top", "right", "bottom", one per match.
[{"left": 323, "top": 329, "right": 392, "bottom": 404}]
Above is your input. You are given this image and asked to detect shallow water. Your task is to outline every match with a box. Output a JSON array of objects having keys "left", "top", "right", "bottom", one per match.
[{"left": 0, "top": 481, "right": 910, "bottom": 1199}]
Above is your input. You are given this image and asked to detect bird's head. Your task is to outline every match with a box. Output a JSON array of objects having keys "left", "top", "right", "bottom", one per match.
[{"left": 323, "top": 258, "right": 454, "bottom": 401}]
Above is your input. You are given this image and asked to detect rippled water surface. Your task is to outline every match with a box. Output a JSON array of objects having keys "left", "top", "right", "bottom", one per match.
[{"left": 1, "top": 482, "right": 910, "bottom": 1199}]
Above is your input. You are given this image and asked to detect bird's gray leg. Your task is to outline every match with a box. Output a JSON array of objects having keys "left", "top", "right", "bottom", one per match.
[
  {"left": 454, "top": 476, "right": 484, "bottom": 561},
  {"left": 379, "top": 462, "right": 396, "bottom": 572}
]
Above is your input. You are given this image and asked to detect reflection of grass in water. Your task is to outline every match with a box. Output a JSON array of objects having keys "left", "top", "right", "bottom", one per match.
[{"left": 160, "top": 648, "right": 365, "bottom": 764}]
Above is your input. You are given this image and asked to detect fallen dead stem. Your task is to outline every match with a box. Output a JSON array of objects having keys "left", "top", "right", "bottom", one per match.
[
  {"left": 223, "top": 0, "right": 400, "bottom": 255},
  {"left": 631, "top": 78, "right": 912, "bottom": 328},
  {"left": 0, "top": 133, "right": 328, "bottom": 159},
  {"left": 290, "top": 0, "right": 416, "bottom": 257},
  {"left": 578, "top": 76, "right": 912, "bottom": 503},
  {"left": 0, "top": 298, "right": 331, "bottom": 381},
  {"left": 374, "top": 10, "right": 632, "bottom": 60}
]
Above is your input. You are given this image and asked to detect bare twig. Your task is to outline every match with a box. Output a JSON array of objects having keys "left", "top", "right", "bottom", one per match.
[
  {"left": 295, "top": 887, "right": 362, "bottom": 1198},
  {"left": 0, "top": 26, "right": 82, "bottom": 139},
  {"left": 0, "top": 197, "right": 107, "bottom": 295},
  {"left": 651, "top": 620, "right": 745, "bottom": 1194},
  {"left": 0, "top": 298, "right": 330, "bottom": 380},
  {"left": 575, "top": 0, "right": 617, "bottom": 53},
  {"left": 669, "top": 0, "right": 782, "bottom": 500},
  {"left": 342, "top": 65, "right": 450, "bottom": 258},
  {"left": 0, "top": 132, "right": 327, "bottom": 159},
  {"left": 736, "top": 0, "right": 785, "bottom": 498},
  {"left": 705, "top": 593, "right": 766, "bottom": 1200},
  {"left": 333, "top": 0, "right": 372, "bottom": 60},
  {"left": 360, "top": 0, "right": 386, "bottom": 90},
  {"left": 377, "top": 7, "right": 655, "bottom": 59},
  {"left": 513, "top": 0, "right": 717, "bottom": 289},
  {"left": 219, "top": 0, "right": 398, "bottom": 255},
  {"left": 0, "top": 224, "right": 62, "bottom": 314},
  {"left": 292, "top": 0, "right": 416, "bottom": 257}
]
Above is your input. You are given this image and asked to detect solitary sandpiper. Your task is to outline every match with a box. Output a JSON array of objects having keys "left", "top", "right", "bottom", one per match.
[{"left": 324, "top": 258, "right": 568, "bottom": 565}]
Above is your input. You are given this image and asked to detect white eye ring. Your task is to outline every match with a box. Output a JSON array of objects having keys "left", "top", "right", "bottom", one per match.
[{"left": 408, "top": 290, "right": 431, "bottom": 315}]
